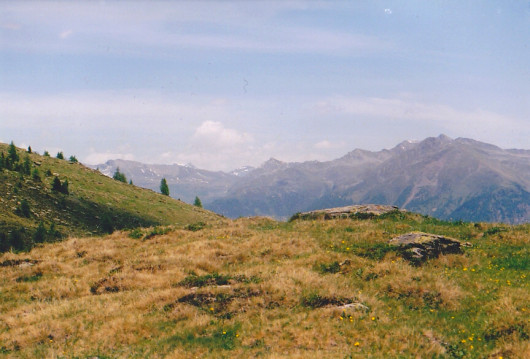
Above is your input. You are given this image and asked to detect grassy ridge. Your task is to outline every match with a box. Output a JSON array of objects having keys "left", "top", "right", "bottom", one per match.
[
  {"left": 0, "top": 142, "right": 219, "bottom": 250},
  {"left": 0, "top": 213, "right": 527, "bottom": 358}
]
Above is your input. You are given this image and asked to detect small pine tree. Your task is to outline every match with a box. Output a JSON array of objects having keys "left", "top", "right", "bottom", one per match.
[
  {"left": 16, "top": 199, "right": 31, "bottom": 218},
  {"left": 0, "top": 152, "right": 5, "bottom": 169},
  {"left": 27, "top": 146, "right": 32, "bottom": 153},
  {"left": 0, "top": 232, "right": 8, "bottom": 252},
  {"left": 101, "top": 213, "right": 114, "bottom": 234},
  {"left": 194, "top": 196, "right": 203, "bottom": 208},
  {"left": 32, "top": 168, "right": 41, "bottom": 181},
  {"left": 160, "top": 178, "right": 169, "bottom": 196},
  {"left": 62, "top": 179, "right": 69, "bottom": 195},
  {"left": 8, "top": 230, "right": 25, "bottom": 251},
  {"left": 8, "top": 141, "right": 19, "bottom": 164},
  {"left": 113, "top": 167, "right": 127, "bottom": 183},
  {"left": 56, "top": 152, "right": 64, "bottom": 160},
  {"left": 48, "top": 222, "right": 61, "bottom": 239},
  {"left": 129, "top": 179, "right": 133, "bottom": 185},
  {"left": 51, "top": 176, "right": 63, "bottom": 192},
  {"left": 22, "top": 155, "right": 31, "bottom": 175},
  {"left": 33, "top": 222, "right": 46, "bottom": 243},
  {"left": 43, "top": 150, "right": 50, "bottom": 157},
  {"left": 69, "top": 155, "right": 78, "bottom": 163}
]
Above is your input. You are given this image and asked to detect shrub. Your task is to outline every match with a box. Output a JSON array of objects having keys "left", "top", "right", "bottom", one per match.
[
  {"left": 315, "top": 261, "right": 341, "bottom": 274},
  {"left": 178, "top": 273, "right": 232, "bottom": 288},
  {"left": 15, "top": 199, "right": 31, "bottom": 218},
  {"left": 185, "top": 222, "right": 206, "bottom": 231},
  {"left": 8, "top": 230, "right": 25, "bottom": 251},
  {"left": 22, "top": 155, "right": 31, "bottom": 175},
  {"left": 33, "top": 222, "right": 46, "bottom": 243},
  {"left": 32, "top": 168, "right": 41, "bottom": 181},
  {"left": 128, "top": 228, "right": 143, "bottom": 239},
  {"left": 101, "top": 213, "right": 114, "bottom": 234},
  {"left": 483, "top": 226, "right": 507, "bottom": 236},
  {"left": 62, "top": 179, "right": 69, "bottom": 194}
]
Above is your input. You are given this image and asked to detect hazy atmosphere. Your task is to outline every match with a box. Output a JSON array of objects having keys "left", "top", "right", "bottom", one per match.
[{"left": 1, "top": 1, "right": 529, "bottom": 171}]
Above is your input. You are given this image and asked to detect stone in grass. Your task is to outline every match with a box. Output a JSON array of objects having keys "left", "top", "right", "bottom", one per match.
[{"left": 389, "top": 232, "right": 469, "bottom": 264}]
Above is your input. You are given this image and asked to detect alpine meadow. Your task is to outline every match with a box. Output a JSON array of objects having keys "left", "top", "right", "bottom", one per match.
[{"left": 1, "top": 2, "right": 529, "bottom": 359}]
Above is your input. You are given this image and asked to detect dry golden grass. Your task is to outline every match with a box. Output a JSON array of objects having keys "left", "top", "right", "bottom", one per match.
[{"left": 0, "top": 216, "right": 528, "bottom": 358}]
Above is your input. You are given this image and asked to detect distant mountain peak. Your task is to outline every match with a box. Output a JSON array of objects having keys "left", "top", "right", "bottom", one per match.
[{"left": 260, "top": 158, "right": 286, "bottom": 170}]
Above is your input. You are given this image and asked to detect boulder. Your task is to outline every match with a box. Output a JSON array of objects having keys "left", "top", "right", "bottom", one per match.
[{"left": 389, "top": 232, "right": 468, "bottom": 264}]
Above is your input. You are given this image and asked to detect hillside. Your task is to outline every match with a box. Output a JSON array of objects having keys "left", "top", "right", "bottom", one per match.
[
  {"left": 0, "top": 142, "right": 219, "bottom": 252},
  {"left": 0, "top": 212, "right": 528, "bottom": 358},
  {"left": 93, "top": 159, "right": 240, "bottom": 204}
]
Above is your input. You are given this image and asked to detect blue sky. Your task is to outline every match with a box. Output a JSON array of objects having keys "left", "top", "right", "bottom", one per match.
[{"left": 1, "top": 1, "right": 529, "bottom": 171}]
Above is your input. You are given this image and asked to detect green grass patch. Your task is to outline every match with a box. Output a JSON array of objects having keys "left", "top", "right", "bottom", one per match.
[
  {"left": 185, "top": 222, "right": 206, "bottom": 231},
  {"left": 16, "top": 272, "right": 42, "bottom": 283},
  {"left": 158, "top": 323, "right": 241, "bottom": 351}
]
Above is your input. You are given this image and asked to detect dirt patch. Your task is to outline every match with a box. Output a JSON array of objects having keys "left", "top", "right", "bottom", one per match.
[
  {"left": 0, "top": 259, "right": 39, "bottom": 267},
  {"left": 90, "top": 276, "right": 127, "bottom": 295}
]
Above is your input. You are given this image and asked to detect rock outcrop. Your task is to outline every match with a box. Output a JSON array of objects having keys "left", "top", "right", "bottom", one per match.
[
  {"left": 293, "top": 204, "right": 402, "bottom": 220},
  {"left": 389, "top": 232, "right": 469, "bottom": 264}
]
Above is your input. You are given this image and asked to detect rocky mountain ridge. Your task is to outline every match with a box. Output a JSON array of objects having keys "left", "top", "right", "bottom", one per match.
[{"left": 94, "top": 135, "right": 530, "bottom": 223}]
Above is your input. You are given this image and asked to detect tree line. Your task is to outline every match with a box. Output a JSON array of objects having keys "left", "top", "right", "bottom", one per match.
[
  {"left": 112, "top": 168, "right": 202, "bottom": 207},
  {"left": 0, "top": 141, "right": 74, "bottom": 253}
]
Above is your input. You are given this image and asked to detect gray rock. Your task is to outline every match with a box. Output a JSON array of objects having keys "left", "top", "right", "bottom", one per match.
[{"left": 389, "top": 232, "right": 468, "bottom": 264}]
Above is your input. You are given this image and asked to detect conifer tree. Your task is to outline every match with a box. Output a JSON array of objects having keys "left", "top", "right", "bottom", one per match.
[
  {"left": 56, "top": 151, "right": 64, "bottom": 160},
  {"left": 32, "top": 168, "right": 41, "bottom": 181},
  {"left": 160, "top": 178, "right": 169, "bottom": 196},
  {"left": 8, "top": 141, "right": 19, "bottom": 164},
  {"left": 33, "top": 222, "right": 46, "bottom": 243},
  {"left": 193, "top": 196, "right": 203, "bottom": 208},
  {"left": 52, "top": 176, "right": 63, "bottom": 192},
  {"left": 113, "top": 167, "right": 127, "bottom": 183},
  {"left": 22, "top": 155, "right": 31, "bottom": 175},
  {"left": 43, "top": 150, "right": 50, "bottom": 157},
  {"left": 62, "top": 179, "right": 69, "bottom": 195},
  {"left": 69, "top": 155, "right": 78, "bottom": 163},
  {"left": 27, "top": 146, "right": 32, "bottom": 153},
  {"left": 16, "top": 199, "right": 31, "bottom": 218}
]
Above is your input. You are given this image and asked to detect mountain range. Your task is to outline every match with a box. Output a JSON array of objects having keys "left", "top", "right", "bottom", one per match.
[{"left": 94, "top": 135, "right": 530, "bottom": 224}]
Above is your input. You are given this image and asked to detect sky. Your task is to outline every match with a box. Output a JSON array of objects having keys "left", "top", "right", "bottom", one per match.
[{"left": 1, "top": 1, "right": 529, "bottom": 171}]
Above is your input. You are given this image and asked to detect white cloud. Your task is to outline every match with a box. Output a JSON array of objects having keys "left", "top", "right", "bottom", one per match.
[
  {"left": 315, "top": 140, "right": 333, "bottom": 149},
  {"left": 1, "top": 23, "right": 20, "bottom": 30},
  {"left": 313, "top": 95, "right": 521, "bottom": 129},
  {"left": 384, "top": 8, "right": 392, "bottom": 15},
  {"left": 192, "top": 121, "right": 253, "bottom": 148},
  {"left": 0, "top": 2, "right": 388, "bottom": 56},
  {"left": 59, "top": 29, "right": 73, "bottom": 39},
  {"left": 84, "top": 151, "right": 135, "bottom": 165}
]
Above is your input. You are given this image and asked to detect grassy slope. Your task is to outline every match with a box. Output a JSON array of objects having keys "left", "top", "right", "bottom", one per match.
[
  {"left": 0, "top": 143, "right": 218, "bottom": 241},
  {"left": 0, "top": 213, "right": 527, "bottom": 358}
]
